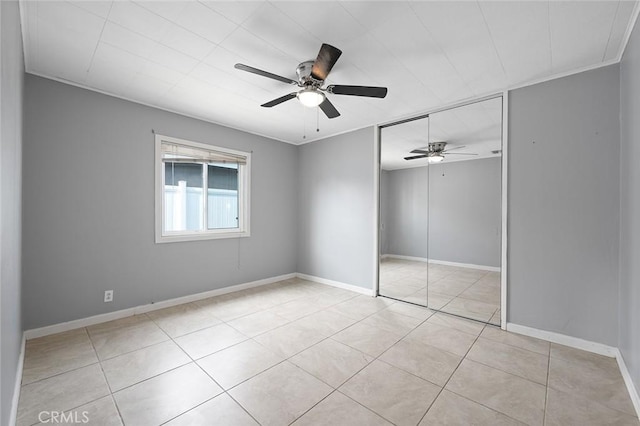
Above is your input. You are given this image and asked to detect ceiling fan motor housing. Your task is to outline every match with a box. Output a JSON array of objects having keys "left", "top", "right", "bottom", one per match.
[
  {"left": 429, "top": 142, "right": 447, "bottom": 153},
  {"left": 297, "top": 60, "right": 321, "bottom": 86}
]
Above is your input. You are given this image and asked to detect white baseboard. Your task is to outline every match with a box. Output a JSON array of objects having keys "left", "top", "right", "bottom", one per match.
[
  {"left": 382, "top": 254, "right": 501, "bottom": 272},
  {"left": 506, "top": 323, "right": 640, "bottom": 418},
  {"left": 296, "top": 273, "right": 375, "bottom": 296},
  {"left": 506, "top": 323, "right": 617, "bottom": 357},
  {"left": 614, "top": 348, "right": 640, "bottom": 418},
  {"left": 383, "top": 254, "right": 429, "bottom": 263},
  {"left": 24, "top": 273, "right": 296, "bottom": 340},
  {"left": 428, "top": 259, "right": 501, "bottom": 273},
  {"left": 9, "top": 335, "right": 26, "bottom": 426}
]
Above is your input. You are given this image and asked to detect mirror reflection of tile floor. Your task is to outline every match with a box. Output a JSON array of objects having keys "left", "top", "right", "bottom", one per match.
[
  {"left": 379, "top": 258, "right": 501, "bottom": 325},
  {"left": 16, "top": 278, "right": 637, "bottom": 425}
]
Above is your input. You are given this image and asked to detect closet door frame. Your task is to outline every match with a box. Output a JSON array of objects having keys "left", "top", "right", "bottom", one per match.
[{"left": 374, "top": 91, "right": 508, "bottom": 331}]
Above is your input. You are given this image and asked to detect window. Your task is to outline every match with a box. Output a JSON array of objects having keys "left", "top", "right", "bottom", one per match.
[{"left": 155, "top": 134, "right": 250, "bottom": 243}]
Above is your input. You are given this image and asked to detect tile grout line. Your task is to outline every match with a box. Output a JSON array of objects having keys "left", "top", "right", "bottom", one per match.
[
  {"left": 83, "top": 326, "right": 126, "bottom": 426},
  {"left": 144, "top": 305, "right": 264, "bottom": 425},
  {"left": 87, "top": 307, "right": 232, "bottom": 423},
  {"left": 198, "top": 292, "right": 588, "bottom": 426},
  {"left": 543, "top": 346, "right": 551, "bottom": 426},
  {"left": 136, "top": 280, "right": 367, "bottom": 424},
  {"left": 21, "top": 328, "right": 117, "bottom": 426},
  {"left": 193, "top": 279, "right": 359, "bottom": 334},
  {"left": 543, "top": 353, "right": 639, "bottom": 419},
  {"left": 316, "top": 309, "right": 440, "bottom": 424},
  {"left": 415, "top": 322, "right": 487, "bottom": 425},
  {"left": 20, "top": 360, "right": 102, "bottom": 387},
  {"left": 441, "top": 386, "right": 528, "bottom": 426},
  {"left": 427, "top": 273, "right": 498, "bottom": 325},
  {"left": 439, "top": 358, "right": 549, "bottom": 421},
  {"left": 18, "top": 283, "right": 429, "bottom": 424},
  {"left": 173, "top": 300, "right": 362, "bottom": 423},
  {"left": 20, "top": 280, "right": 462, "bottom": 423},
  {"left": 235, "top": 297, "right": 492, "bottom": 424},
  {"left": 380, "top": 262, "right": 500, "bottom": 325},
  {"left": 279, "top": 305, "right": 435, "bottom": 425},
  {"left": 458, "top": 340, "right": 549, "bottom": 386},
  {"left": 23, "top": 280, "right": 557, "bottom": 425},
  {"left": 380, "top": 294, "right": 499, "bottom": 328},
  {"left": 430, "top": 329, "right": 551, "bottom": 425},
  {"left": 478, "top": 330, "right": 550, "bottom": 357},
  {"left": 223, "top": 294, "right": 420, "bottom": 423}
]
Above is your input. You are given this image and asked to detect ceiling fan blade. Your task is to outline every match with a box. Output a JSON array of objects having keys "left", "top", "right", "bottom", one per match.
[
  {"left": 442, "top": 146, "right": 467, "bottom": 152},
  {"left": 410, "top": 149, "right": 429, "bottom": 154},
  {"left": 311, "top": 43, "right": 342, "bottom": 81},
  {"left": 319, "top": 97, "right": 340, "bottom": 119},
  {"left": 445, "top": 152, "right": 478, "bottom": 155},
  {"left": 261, "top": 93, "right": 297, "bottom": 108},
  {"left": 235, "top": 63, "right": 298, "bottom": 85},
  {"left": 404, "top": 155, "right": 429, "bottom": 161},
  {"left": 327, "top": 85, "right": 388, "bottom": 98}
]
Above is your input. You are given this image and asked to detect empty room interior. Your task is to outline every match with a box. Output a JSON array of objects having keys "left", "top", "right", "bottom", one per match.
[{"left": 2, "top": 0, "right": 640, "bottom": 425}]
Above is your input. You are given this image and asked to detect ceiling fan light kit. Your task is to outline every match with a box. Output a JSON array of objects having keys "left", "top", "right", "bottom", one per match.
[
  {"left": 296, "top": 88, "right": 325, "bottom": 108},
  {"left": 234, "top": 43, "right": 388, "bottom": 119}
]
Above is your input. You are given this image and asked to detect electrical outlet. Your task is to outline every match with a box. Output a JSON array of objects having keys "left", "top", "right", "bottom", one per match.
[{"left": 104, "top": 290, "right": 113, "bottom": 303}]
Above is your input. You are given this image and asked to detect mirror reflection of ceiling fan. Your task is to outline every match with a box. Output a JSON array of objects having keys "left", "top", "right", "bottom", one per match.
[
  {"left": 234, "top": 43, "right": 388, "bottom": 119},
  {"left": 404, "top": 142, "right": 478, "bottom": 163}
]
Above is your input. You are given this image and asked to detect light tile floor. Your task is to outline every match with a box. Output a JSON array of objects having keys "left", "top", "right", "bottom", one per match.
[
  {"left": 17, "top": 278, "right": 638, "bottom": 425},
  {"left": 379, "top": 258, "right": 502, "bottom": 325}
]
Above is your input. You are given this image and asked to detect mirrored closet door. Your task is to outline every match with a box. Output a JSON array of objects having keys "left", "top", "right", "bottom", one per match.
[{"left": 378, "top": 96, "right": 503, "bottom": 326}]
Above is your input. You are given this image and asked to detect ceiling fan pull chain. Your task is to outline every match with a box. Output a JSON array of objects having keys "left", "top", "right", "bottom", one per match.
[
  {"left": 316, "top": 106, "right": 320, "bottom": 132},
  {"left": 303, "top": 107, "right": 307, "bottom": 140}
]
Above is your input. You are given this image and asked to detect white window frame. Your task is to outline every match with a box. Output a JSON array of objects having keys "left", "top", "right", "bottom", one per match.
[{"left": 155, "top": 134, "right": 251, "bottom": 243}]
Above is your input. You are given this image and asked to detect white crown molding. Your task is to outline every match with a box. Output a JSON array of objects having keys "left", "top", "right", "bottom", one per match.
[
  {"left": 508, "top": 59, "right": 621, "bottom": 92},
  {"left": 25, "top": 70, "right": 297, "bottom": 146},
  {"left": 294, "top": 123, "right": 376, "bottom": 146},
  {"left": 617, "top": 0, "right": 640, "bottom": 62},
  {"left": 18, "top": 0, "right": 30, "bottom": 71},
  {"left": 18, "top": 0, "right": 640, "bottom": 147}
]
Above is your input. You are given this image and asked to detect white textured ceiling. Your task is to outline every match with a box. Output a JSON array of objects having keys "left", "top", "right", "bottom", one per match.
[
  {"left": 381, "top": 96, "right": 503, "bottom": 170},
  {"left": 20, "top": 1, "right": 638, "bottom": 145}
]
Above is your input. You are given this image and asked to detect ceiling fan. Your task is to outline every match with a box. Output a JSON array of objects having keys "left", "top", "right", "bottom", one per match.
[
  {"left": 404, "top": 142, "right": 478, "bottom": 163},
  {"left": 234, "top": 43, "right": 388, "bottom": 119}
]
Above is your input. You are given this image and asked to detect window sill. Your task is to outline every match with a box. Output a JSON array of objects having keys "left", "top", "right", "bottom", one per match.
[{"left": 155, "top": 230, "right": 250, "bottom": 244}]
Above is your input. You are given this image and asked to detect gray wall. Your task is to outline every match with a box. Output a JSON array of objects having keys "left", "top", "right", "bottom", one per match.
[
  {"left": 379, "top": 170, "right": 390, "bottom": 255},
  {"left": 428, "top": 157, "right": 502, "bottom": 267},
  {"left": 297, "top": 127, "right": 376, "bottom": 291},
  {"left": 620, "top": 18, "right": 640, "bottom": 400},
  {"left": 23, "top": 75, "right": 298, "bottom": 329},
  {"left": 380, "top": 157, "right": 501, "bottom": 268},
  {"left": 381, "top": 167, "right": 429, "bottom": 259},
  {"left": 508, "top": 64, "right": 620, "bottom": 346},
  {"left": 0, "top": 0, "right": 24, "bottom": 424}
]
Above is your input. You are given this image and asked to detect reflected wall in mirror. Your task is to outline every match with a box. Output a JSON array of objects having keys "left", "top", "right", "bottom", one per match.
[{"left": 379, "top": 97, "right": 503, "bottom": 326}]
